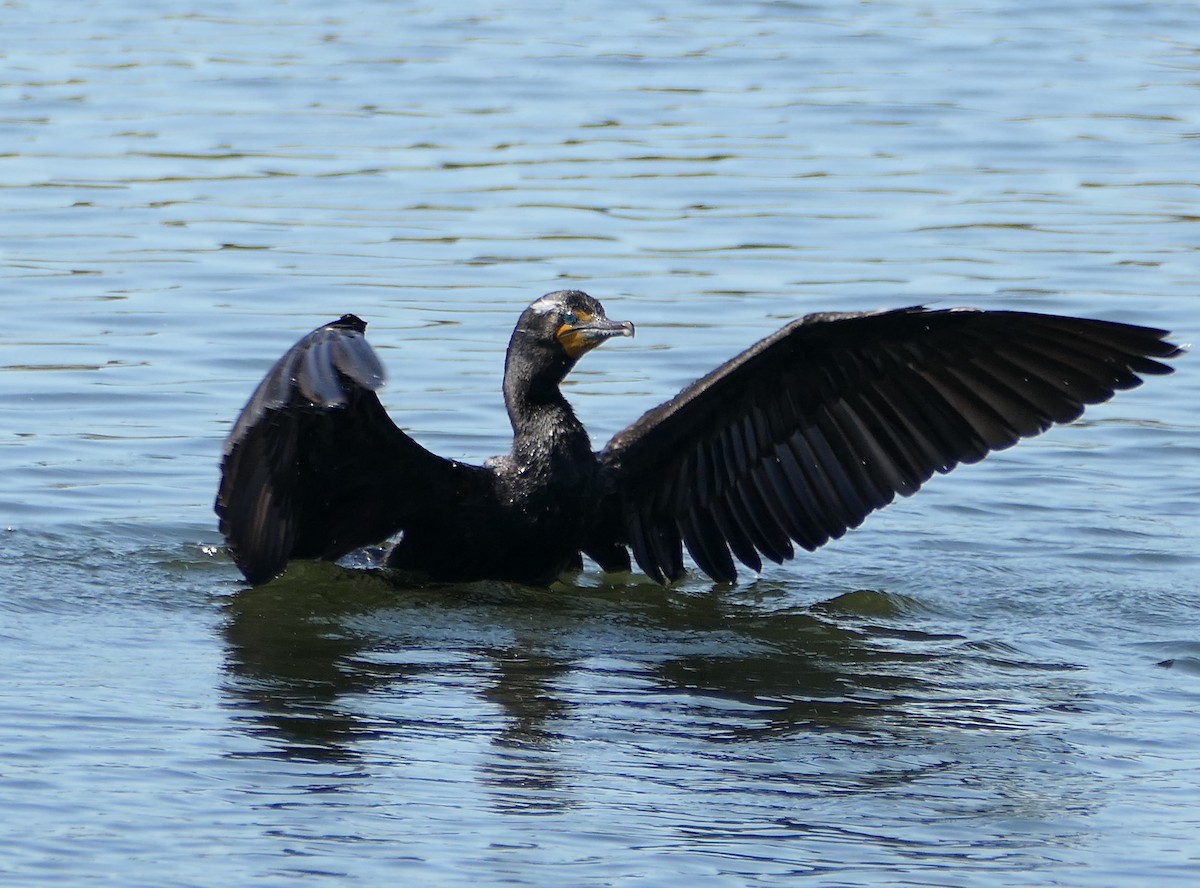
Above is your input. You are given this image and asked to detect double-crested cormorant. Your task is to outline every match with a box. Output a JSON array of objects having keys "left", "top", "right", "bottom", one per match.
[{"left": 216, "top": 291, "right": 1180, "bottom": 586}]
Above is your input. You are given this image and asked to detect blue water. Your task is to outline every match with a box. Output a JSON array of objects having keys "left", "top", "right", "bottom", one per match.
[{"left": 2, "top": 1, "right": 1199, "bottom": 884}]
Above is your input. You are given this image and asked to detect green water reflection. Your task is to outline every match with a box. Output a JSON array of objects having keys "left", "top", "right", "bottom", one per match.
[{"left": 220, "top": 565, "right": 1076, "bottom": 758}]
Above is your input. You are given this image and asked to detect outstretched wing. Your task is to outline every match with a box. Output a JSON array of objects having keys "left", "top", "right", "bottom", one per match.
[
  {"left": 215, "top": 314, "right": 469, "bottom": 584},
  {"left": 597, "top": 307, "right": 1181, "bottom": 583}
]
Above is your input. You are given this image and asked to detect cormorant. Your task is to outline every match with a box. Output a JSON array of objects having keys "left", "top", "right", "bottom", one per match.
[{"left": 216, "top": 291, "right": 1180, "bottom": 586}]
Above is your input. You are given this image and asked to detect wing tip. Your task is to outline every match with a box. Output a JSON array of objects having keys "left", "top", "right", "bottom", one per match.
[{"left": 330, "top": 313, "right": 368, "bottom": 334}]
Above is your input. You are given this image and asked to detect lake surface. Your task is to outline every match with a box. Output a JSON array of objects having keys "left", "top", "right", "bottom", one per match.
[{"left": 2, "top": 1, "right": 1199, "bottom": 884}]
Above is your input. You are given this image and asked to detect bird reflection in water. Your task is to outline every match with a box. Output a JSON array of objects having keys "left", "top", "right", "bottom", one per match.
[{"left": 219, "top": 565, "right": 965, "bottom": 782}]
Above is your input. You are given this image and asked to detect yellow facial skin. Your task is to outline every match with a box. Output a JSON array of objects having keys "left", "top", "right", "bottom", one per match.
[{"left": 556, "top": 310, "right": 599, "bottom": 359}]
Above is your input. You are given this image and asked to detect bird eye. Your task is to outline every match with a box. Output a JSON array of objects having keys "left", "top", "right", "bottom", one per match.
[{"left": 562, "top": 310, "right": 578, "bottom": 326}]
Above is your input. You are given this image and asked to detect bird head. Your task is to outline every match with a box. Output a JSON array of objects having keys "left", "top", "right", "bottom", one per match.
[
  {"left": 504, "top": 290, "right": 635, "bottom": 408},
  {"left": 519, "top": 290, "right": 635, "bottom": 362}
]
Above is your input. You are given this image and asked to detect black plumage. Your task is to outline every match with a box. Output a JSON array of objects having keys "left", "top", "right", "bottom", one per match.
[{"left": 215, "top": 291, "right": 1181, "bottom": 586}]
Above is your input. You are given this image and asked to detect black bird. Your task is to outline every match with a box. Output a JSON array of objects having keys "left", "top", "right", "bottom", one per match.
[{"left": 216, "top": 291, "right": 1180, "bottom": 586}]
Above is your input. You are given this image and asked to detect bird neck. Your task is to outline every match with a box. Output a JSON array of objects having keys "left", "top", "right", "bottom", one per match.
[
  {"left": 505, "top": 383, "right": 591, "bottom": 462},
  {"left": 502, "top": 332, "right": 595, "bottom": 471}
]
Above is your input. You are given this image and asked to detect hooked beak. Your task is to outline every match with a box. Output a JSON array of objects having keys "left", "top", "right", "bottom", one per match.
[{"left": 557, "top": 315, "right": 635, "bottom": 359}]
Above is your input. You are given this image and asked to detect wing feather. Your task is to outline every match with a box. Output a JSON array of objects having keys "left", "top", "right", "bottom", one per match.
[
  {"left": 597, "top": 306, "right": 1180, "bottom": 583},
  {"left": 216, "top": 315, "right": 468, "bottom": 584}
]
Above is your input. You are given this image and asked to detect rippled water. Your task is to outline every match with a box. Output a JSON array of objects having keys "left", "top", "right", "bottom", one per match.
[{"left": 2, "top": 1, "right": 1199, "bottom": 884}]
